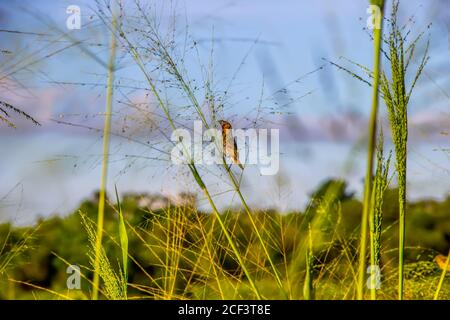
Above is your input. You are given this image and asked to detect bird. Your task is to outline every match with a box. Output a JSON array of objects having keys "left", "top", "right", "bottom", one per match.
[
  {"left": 218, "top": 120, "right": 244, "bottom": 170},
  {"left": 435, "top": 254, "right": 450, "bottom": 271}
]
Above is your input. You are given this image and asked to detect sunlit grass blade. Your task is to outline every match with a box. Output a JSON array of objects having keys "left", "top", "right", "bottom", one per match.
[
  {"left": 357, "top": 0, "right": 385, "bottom": 300},
  {"left": 369, "top": 130, "right": 391, "bottom": 300},
  {"left": 115, "top": 185, "right": 128, "bottom": 296},
  {"left": 92, "top": 11, "right": 118, "bottom": 300},
  {"left": 303, "top": 224, "right": 314, "bottom": 300},
  {"left": 379, "top": 1, "right": 429, "bottom": 299},
  {"left": 81, "top": 212, "right": 126, "bottom": 300}
]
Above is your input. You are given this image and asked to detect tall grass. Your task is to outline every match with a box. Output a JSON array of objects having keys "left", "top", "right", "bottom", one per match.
[
  {"left": 303, "top": 224, "right": 314, "bottom": 300},
  {"left": 100, "top": 2, "right": 297, "bottom": 298},
  {"left": 3, "top": 0, "right": 445, "bottom": 302},
  {"left": 92, "top": 11, "right": 118, "bottom": 300},
  {"left": 379, "top": 1, "right": 429, "bottom": 299},
  {"left": 81, "top": 212, "right": 127, "bottom": 300},
  {"left": 221, "top": 160, "right": 285, "bottom": 295},
  {"left": 357, "top": 0, "right": 385, "bottom": 300},
  {"left": 329, "top": 0, "right": 429, "bottom": 299},
  {"left": 112, "top": 15, "right": 262, "bottom": 298},
  {"left": 115, "top": 186, "right": 129, "bottom": 297},
  {"left": 288, "top": 180, "right": 350, "bottom": 299},
  {"left": 369, "top": 131, "right": 391, "bottom": 299},
  {"left": 136, "top": 2, "right": 285, "bottom": 295},
  {"left": 1, "top": 226, "right": 37, "bottom": 298},
  {"left": 0, "top": 225, "right": 37, "bottom": 275},
  {"left": 3, "top": 188, "right": 448, "bottom": 300}
]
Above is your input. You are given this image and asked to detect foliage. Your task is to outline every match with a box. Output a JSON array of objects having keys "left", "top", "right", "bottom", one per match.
[{"left": 0, "top": 181, "right": 449, "bottom": 300}]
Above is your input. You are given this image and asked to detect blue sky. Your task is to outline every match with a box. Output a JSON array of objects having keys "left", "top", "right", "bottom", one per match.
[{"left": 0, "top": 0, "right": 449, "bottom": 224}]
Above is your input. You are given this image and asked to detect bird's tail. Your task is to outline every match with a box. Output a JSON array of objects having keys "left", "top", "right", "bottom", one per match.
[
  {"left": 435, "top": 255, "right": 450, "bottom": 271},
  {"left": 232, "top": 154, "right": 244, "bottom": 170}
]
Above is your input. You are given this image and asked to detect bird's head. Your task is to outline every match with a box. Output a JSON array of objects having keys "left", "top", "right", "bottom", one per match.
[{"left": 218, "top": 120, "right": 232, "bottom": 130}]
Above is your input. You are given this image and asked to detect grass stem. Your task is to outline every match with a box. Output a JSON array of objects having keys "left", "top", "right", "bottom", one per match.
[
  {"left": 357, "top": 0, "right": 385, "bottom": 300},
  {"left": 92, "top": 14, "right": 117, "bottom": 300}
]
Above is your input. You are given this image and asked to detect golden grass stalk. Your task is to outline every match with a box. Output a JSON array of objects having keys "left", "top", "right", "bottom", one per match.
[
  {"left": 115, "top": 186, "right": 128, "bottom": 297},
  {"left": 0, "top": 225, "right": 38, "bottom": 275},
  {"left": 81, "top": 212, "right": 126, "bottom": 300},
  {"left": 303, "top": 224, "right": 314, "bottom": 300},
  {"left": 92, "top": 12, "right": 118, "bottom": 300},
  {"left": 222, "top": 164, "right": 286, "bottom": 296}
]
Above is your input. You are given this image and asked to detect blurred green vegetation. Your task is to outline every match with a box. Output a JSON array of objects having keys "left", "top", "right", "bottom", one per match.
[{"left": 0, "top": 179, "right": 449, "bottom": 300}]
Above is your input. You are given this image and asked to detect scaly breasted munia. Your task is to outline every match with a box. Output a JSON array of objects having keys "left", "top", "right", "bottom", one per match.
[{"left": 218, "top": 120, "right": 244, "bottom": 170}]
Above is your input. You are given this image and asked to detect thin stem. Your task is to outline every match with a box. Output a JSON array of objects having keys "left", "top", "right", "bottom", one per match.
[
  {"left": 369, "top": 192, "right": 377, "bottom": 300},
  {"left": 92, "top": 14, "right": 117, "bottom": 300},
  {"left": 398, "top": 178, "right": 406, "bottom": 300},
  {"left": 357, "top": 0, "right": 384, "bottom": 300}
]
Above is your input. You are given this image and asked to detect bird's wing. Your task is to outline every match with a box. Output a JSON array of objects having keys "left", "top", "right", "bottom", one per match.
[
  {"left": 221, "top": 129, "right": 227, "bottom": 154},
  {"left": 234, "top": 137, "right": 244, "bottom": 169}
]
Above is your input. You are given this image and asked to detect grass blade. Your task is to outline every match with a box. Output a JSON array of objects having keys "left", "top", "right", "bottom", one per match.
[
  {"left": 115, "top": 185, "right": 128, "bottom": 296},
  {"left": 357, "top": 0, "right": 385, "bottom": 300},
  {"left": 92, "top": 11, "right": 118, "bottom": 300}
]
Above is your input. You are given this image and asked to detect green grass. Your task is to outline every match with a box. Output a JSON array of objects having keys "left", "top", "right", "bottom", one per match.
[
  {"left": 303, "top": 224, "right": 315, "bottom": 300},
  {"left": 0, "top": 0, "right": 446, "bottom": 301},
  {"left": 369, "top": 131, "right": 391, "bottom": 299},
  {"left": 329, "top": 0, "right": 430, "bottom": 300},
  {"left": 115, "top": 186, "right": 129, "bottom": 298},
  {"left": 113, "top": 9, "right": 263, "bottom": 298},
  {"left": 2, "top": 191, "right": 450, "bottom": 300},
  {"left": 357, "top": 0, "right": 385, "bottom": 300},
  {"left": 379, "top": 1, "right": 429, "bottom": 299},
  {"left": 92, "top": 10, "right": 118, "bottom": 300}
]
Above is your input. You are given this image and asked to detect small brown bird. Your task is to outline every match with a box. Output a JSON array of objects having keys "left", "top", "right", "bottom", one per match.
[
  {"left": 218, "top": 120, "right": 244, "bottom": 170},
  {"left": 435, "top": 254, "right": 450, "bottom": 271}
]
